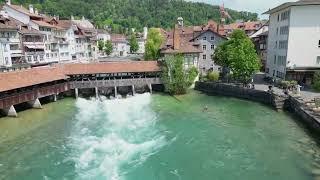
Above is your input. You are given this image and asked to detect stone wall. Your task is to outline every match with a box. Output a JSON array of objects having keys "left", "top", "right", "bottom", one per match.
[
  {"left": 285, "top": 96, "right": 320, "bottom": 134},
  {"left": 195, "top": 82, "right": 286, "bottom": 110}
]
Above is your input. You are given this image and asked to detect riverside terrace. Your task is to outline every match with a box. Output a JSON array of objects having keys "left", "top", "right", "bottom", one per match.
[{"left": 0, "top": 61, "right": 162, "bottom": 117}]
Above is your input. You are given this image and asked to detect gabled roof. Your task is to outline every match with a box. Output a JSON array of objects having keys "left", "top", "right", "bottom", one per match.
[
  {"left": 190, "top": 28, "right": 227, "bottom": 41},
  {"left": 111, "top": 34, "right": 127, "bottom": 43},
  {"left": 264, "top": 0, "right": 320, "bottom": 14},
  {"left": 32, "top": 20, "right": 56, "bottom": 28},
  {"left": 5, "top": 4, "right": 42, "bottom": 18}
]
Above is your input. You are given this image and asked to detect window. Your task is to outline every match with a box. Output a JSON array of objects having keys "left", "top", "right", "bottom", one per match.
[
  {"left": 211, "top": 36, "right": 214, "bottom": 41},
  {"left": 275, "top": 41, "right": 278, "bottom": 49},
  {"left": 203, "top": 45, "right": 207, "bottom": 50},
  {"left": 279, "top": 41, "right": 288, "bottom": 49},
  {"left": 280, "top": 26, "right": 289, "bottom": 35},
  {"left": 273, "top": 70, "right": 275, "bottom": 77},
  {"left": 203, "top": 36, "right": 207, "bottom": 41},
  {"left": 266, "top": 68, "right": 269, "bottom": 73},
  {"left": 274, "top": 55, "right": 277, "bottom": 64},
  {"left": 4, "top": 57, "right": 9, "bottom": 65},
  {"left": 318, "top": 40, "right": 320, "bottom": 48},
  {"left": 276, "top": 27, "right": 279, "bottom": 35},
  {"left": 203, "top": 54, "right": 207, "bottom": 60},
  {"left": 280, "top": 10, "right": 290, "bottom": 21},
  {"left": 317, "top": 56, "right": 320, "bottom": 65},
  {"left": 211, "top": 45, "right": 215, "bottom": 50},
  {"left": 277, "top": 14, "right": 280, "bottom": 22},
  {"left": 27, "top": 56, "right": 32, "bottom": 62},
  {"left": 40, "top": 55, "right": 44, "bottom": 61}
]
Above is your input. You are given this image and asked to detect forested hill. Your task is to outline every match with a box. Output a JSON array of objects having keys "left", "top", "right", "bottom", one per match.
[{"left": 5, "top": 0, "right": 258, "bottom": 33}]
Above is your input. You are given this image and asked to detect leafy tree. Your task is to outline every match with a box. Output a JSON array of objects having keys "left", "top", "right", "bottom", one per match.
[
  {"left": 97, "top": 40, "right": 104, "bottom": 51},
  {"left": 213, "top": 30, "right": 260, "bottom": 83},
  {"left": 145, "top": 28, "right": 164, "bottom": 60},
  {"left": 104, "top": 40, "right": 113, "bottom": 56},
  {"left": 129, "top": 34, "right": 139, "bottom": 53},
  {"left": 161, "top": 54, "right": 198, "bottom": 95}
]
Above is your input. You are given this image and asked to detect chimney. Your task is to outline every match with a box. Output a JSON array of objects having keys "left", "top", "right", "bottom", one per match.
[
  {"left": 6, "top": 0, "right": 11, "bottom": 5},
  {"left": 29, "top": 4, "right": 34, "bottom": 14},
  {"left": 143, "top": 27, "right": 148, "bottom": 40},
  {"left": 173, "top": 24, "right": 180, "bottom": 50},
  {"left": 177, "top": 17, "right": 183, "bottom": 28}
]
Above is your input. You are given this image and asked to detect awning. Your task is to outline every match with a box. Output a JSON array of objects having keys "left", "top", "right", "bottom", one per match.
[{"left": 25, "top": 44, "right": 45, "bottom": 49}]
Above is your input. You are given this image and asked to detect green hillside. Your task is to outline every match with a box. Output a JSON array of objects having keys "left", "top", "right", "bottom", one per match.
[{"left": 5, "top": 0, "right": 258, "bottom": 33}]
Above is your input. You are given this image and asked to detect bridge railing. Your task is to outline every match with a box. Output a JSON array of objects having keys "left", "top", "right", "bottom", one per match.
[
  {"left": 0, "top": 83, "right": 69, "bottom": 109},
  {"left": 69, "top": 78, "right": 162, "bottom": 89}
]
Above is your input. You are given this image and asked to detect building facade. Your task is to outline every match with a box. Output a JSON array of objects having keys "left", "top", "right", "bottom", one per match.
[{"left": 265, "top": 0, "right": 320, "bottom": 84}]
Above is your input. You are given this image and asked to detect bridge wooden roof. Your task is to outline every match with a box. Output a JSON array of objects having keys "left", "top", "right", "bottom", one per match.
[
  {"left": 60, "top": 61, "right": 161, "bottom": 75},
  {"left": 0, "top": 61, "right": 161, "bottom": 92},
  {"left": 0, "top": 67, "right": 68, "bottom": 92}
]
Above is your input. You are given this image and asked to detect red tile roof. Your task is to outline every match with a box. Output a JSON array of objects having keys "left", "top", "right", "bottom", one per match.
[
  {"left": 0, "top": 67, "right": 67, "bottom": 92},
  {"left": 60, "top": 61, "right": 161, "bottom": 75},
  {"left": 5, "top": 4, "right": 42, "bottom": 18}
]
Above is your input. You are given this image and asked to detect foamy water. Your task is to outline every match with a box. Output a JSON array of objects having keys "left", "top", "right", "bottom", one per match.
[{"left": 69, "top": 94, "right": 167, "bottom": 180}]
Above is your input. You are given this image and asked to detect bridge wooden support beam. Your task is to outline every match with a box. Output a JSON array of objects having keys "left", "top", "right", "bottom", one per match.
[
  {"left": 75, "top": 88, "right": 79, "bottom": 99},
  {"left": 28, "top": 98, "right": 42, "bottom": 109},
  {"left": 2, "top": 105, "right": 18, "bottom": 117},
  {"left": 95, "top": 87, "right": 99, "bottom": 99},
  {"left": 53, "top": 94, "right": 57, "bottom": 102},
  {"left": 114, "top": 86, "right": 117, "bottom": 98},
  {"left": 148, "top": 84, "right": 152, "bottom": 94},
  {"left": 132, "top": 85, "right": 135, "bottom": 96}
]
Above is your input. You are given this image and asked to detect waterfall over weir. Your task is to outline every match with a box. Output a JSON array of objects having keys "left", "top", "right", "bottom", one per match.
[{"left": 69, "top": 93, "right": 167, "bottom": 180}]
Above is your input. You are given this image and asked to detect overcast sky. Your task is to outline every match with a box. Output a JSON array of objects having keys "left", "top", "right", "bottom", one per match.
[{"left": 190, "top": 0, "right": 296, "bottom": 18}]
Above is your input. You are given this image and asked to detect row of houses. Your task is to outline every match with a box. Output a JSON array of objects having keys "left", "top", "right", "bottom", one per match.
[
  {"left": 0, "top": 0, "right": 147, "bottom": 68},
  {"left": 158, "top": 17, "right": 264, "bottom": 74}
]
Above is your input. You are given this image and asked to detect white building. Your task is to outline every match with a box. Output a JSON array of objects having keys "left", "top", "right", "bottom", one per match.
[
  {"left": 265, "top": 0, "right": 320, "bottom": 84},
  {"left": 0, "top": 16, "right": 23, "bottom": 67},
  {"left": 111, "top": 34, "right": 129, "bottom": 57}
]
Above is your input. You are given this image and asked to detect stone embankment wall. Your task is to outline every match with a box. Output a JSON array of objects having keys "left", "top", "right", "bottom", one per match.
[
  {"left": 195, "top": 81, "right": 320, "bottom": 134},
  {"left": 285, "top": 96, "right": 320, "bottom": 134},
  {"left": 195, "top": 82, "right": 286, "bottom": 110}
]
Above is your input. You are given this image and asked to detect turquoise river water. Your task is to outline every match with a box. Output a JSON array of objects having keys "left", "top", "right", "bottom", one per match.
[{"left": 0, "top": 91, "right": 319, "bottom": 180}]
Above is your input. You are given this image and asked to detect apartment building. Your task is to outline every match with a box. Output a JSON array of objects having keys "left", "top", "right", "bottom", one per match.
[
  {"left": 251, "top": 23, "right": 269, "bottom": 71},
  {"left": 265, "top": 0, "right": 320, "bottom": 84},
  {"left": 111, "top": 34, "right": 129, "bottom": 57},
  {"left": 0, "top": 16, "right": 23, "bottom": 67}
]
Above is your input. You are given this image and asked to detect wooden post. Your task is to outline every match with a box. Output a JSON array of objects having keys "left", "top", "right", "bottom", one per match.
[
  {"left": 132, "top": 85, "right": 135, "bottom": 96},
  {"left": 95, "top": 87, "right": 99, "bottom": 99},
  {"left": 75, "top": 88, "right": 79, "bottom": 98},
  {"left": 148, "top": 84, "right": 152, "bottom": 94},
  {"left": 114, "top": 86, "right": 117, "bottom": 98}
]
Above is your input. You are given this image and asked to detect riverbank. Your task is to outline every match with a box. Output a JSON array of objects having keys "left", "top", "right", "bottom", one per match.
[{"left": 195, "top": 81, "right": 320, "bottom": 134}]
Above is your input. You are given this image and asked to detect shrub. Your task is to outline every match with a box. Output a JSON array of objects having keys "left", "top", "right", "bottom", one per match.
[
  {"left": 313, "top": 71, "right": 320, "bottom": 91},
  {"left": 207, "top": 71, "right": 220, "bottom": 82},
  {"left": 187, "top": 66, "right": 199, "bottom": 86}
]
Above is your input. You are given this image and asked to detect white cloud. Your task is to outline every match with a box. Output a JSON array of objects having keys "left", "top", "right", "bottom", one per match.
[{"left": 190, "top": 0, "right": 296, "bottom": 18}]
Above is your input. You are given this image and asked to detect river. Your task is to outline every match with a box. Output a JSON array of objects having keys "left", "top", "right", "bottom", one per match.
[{"left": 0, "top": 91, "right": 319, "bottom": 180}]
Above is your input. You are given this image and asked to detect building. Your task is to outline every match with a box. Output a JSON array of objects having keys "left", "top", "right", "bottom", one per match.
[
  {"left": 250, "top": 23, "right": 269, "bottom": 71},
  {"left": 161, "top": 17, "right": 226, "bottom": 72},
  {"left": 224, "top": 21, "right": 263, "bottom": 36},
  {"left": 0, "top": 15, "right": 23, "bottom": 67},
  {"left": 2, "top": 1, "right": 98, "bottom": 65},
  {"left": 110, "top": 34, "right": 129, "bottom": 57},
  {"left": 264, "top": 0, "right": 320, "bottom": 84}
]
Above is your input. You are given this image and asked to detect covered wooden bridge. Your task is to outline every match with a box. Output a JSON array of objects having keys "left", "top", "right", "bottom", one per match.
[{"left": 0, "top": 61, "right": 162, "bottom": 117}]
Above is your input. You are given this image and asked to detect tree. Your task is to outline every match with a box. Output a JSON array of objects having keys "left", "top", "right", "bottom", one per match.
[
  {"left": 97, "top": 40, "right": 104, "bottom": 51},
  {"left": 161, "top": 54, "right": 198, "bottom": 95},
  {"left": 313, "top": 71, "right": 320, "bottom": 91},
  {"left": 129, "top": 34, "right": 139, "bottom": 53},
  {"left": 144, "top": 28, "right": 164, "bottom": 60},
  {"left": 104, "top": 40, "right": 113, "bottom": 56},
  {"left": 213, "top": 30, "right": 260, "bottom": 83}
]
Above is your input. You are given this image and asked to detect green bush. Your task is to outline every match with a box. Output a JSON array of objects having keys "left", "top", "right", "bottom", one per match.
[
  {"left": 313, "top": 71, "right": 320, "bottom": 91},
  {"left": 207, "top": 72, "right": 220, "bottom": 82},
  {"left": 187, "top": 66, "right": 199, "bottom": 86}
]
